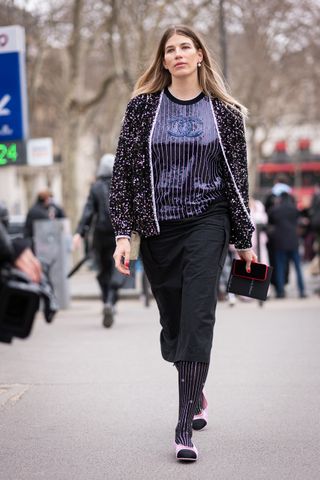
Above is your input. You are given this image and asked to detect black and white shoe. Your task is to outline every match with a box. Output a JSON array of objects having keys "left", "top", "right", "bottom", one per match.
[
  {"left": 192, "top": 391, "right": 208, "bottom": 431},
  {"left": 175, "top": 443, "right": 198, "bottom": 461}
]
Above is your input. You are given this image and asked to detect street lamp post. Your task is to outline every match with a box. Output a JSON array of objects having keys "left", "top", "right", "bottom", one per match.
[{"left": 219, "top": 0, "right": 228, "bottom": 81}]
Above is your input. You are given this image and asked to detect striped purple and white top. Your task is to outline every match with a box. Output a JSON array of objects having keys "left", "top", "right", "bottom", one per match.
[{"left": 151, "top": 88, "right": 226, "bottom": 221}]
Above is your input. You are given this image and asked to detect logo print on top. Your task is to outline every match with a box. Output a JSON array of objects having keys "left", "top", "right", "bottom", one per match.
[{"left": 168, "top": 116, "right": 203, "bottom": 138}]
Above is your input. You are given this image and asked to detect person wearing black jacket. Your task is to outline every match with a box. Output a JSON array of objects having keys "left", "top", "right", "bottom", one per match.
[
  {"left": 73, "top": 154, "right": 118, "bottom": 328},
  {"left": 24, "top": 189, "right": 65, "bottom": 247},
  {"left": 268, "top": 192, "right": 306, "bottom": 298},
  {"left": 0, "top": 202, "right": 42, "bottom": 343}
]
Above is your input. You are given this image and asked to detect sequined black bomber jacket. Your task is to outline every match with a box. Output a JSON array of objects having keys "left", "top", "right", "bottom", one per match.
[{"left": 109, "top": 91, "right": 255, "bottom": 250}]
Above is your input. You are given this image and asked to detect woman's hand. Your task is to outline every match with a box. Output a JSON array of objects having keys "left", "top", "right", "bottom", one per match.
[
  {"left": 236, "top": 248, "right": 258, "bottom": 273},
  {"left": 113, "top": 238, "right": 131, "bottom": 275}
]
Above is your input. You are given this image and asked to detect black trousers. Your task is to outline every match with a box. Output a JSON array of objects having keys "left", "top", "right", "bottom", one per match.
[
  {"left": 141, "top": 201, "right": 230, "bottom": 363},
  {"left": 92, "top": 230, "right": 117, "bottom": 304}
]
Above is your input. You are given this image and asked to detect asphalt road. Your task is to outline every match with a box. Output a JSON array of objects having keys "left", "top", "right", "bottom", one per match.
[{"left": 0, "top": 295, "right": 319, "bottom": 480}]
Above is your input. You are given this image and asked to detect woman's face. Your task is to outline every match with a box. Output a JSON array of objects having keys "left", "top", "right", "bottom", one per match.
[{"left": 163, "top": 33, "right": 203, "bottom": 80}]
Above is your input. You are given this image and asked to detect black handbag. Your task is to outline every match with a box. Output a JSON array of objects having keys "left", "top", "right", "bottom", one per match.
[
  {"left": 227, "top": 259, "right": 273, "bottom": 301},
  {"left": 0, "top": 268, "right": 40, "bottom": 341},
  {"left": 0, "top": 266, "right": 58, "bottom": 343}
]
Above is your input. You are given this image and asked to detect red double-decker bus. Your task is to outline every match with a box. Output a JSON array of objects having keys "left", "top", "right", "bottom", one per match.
[{"left": 257, "top": 140, "right": 320, "bottom": 208}]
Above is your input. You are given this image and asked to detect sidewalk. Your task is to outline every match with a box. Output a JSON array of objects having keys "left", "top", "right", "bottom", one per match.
[{"left": 1, "top": 293, "right": 319, "bottom": 480}]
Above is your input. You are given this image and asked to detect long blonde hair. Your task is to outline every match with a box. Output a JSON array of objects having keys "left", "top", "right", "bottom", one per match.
[{"left": 133, "top": 25, "right": 247, "bottom": 115}]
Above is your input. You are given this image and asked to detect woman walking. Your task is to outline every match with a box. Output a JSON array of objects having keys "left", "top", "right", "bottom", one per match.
[{"left": 109, "top": 25, "right": 256, "bottom": 462}]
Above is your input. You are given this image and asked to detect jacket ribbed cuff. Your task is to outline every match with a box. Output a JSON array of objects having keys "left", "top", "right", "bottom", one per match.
[{"left": 116, "top": 235, "right": 131, "bottom": 242}]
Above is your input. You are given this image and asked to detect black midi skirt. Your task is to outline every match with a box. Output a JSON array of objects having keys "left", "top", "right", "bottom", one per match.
[{"left": 140, "top": 201, "right": 230, "bottom": 364}]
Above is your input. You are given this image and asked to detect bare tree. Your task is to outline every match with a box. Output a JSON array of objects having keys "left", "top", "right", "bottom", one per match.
[
  {"left": 4, "top": 0, "right": 320, "bottom": 213},
  {"left": 222, "top": 0, "right": 320, "bottom": 193}
]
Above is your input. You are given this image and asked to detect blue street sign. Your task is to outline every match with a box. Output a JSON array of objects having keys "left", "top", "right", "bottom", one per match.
[{"left": 0, "top": 26, "right": 28, "bottom": 141}]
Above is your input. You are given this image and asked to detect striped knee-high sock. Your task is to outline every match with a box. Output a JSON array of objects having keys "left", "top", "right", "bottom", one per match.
[
  {"left": 175, "top": 361, "right": 209, "bottom": 447},
  {"left": 174, "top": 363, "right": 204, "bottom": 416}
]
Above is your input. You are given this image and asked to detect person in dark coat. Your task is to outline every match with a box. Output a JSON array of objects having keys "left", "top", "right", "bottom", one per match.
[
  {"left": 0, "top": 202, "right": 43, "bottom": 343},
  {"left": 73, "top": 154, "right": 120, "bottom": 328},
  {"left": 24, "top": 189, "right": 65, "bottom": 246},
  {"left": 309, "top": 185, "right": 320, "bottom": 294},
  {"left": 264, "top": 175, "right": 292, "bottom": 288},
  {"left": 268, "top": 192, "right": 306, "bottom": 298}
]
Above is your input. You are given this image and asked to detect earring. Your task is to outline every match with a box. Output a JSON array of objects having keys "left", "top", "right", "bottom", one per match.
[{"left": 197, "top": 62, "right": 202, "bottom": 68}]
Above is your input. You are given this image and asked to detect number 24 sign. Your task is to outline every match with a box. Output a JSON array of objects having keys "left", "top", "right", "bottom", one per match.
[{"left": 0, "top": 142, "right": 26, "bottom": 166}]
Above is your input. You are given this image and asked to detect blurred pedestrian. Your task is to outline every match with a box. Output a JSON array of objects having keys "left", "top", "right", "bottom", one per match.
[
  {"left": 268, "top": 192, "right": 306, "bottom": 298},
  {"left": 310, "top": 185, "right": 320, "bottom": 237},
  {"left": 249, "top": 197, "right": 269, "bottom": 264},
  {"left": 265, "top": 175, "right": 292, "bottom": 290},
  {"left": 24, "top": 189, "right": 65, "bottom": 247},
  {"left": 309, "top": 185, "right": 320, "bottom": 294},
  {"left": 265, "top": 174, "right": 292, "bottom": 215},
  {"left": 73, "top": 154, "right": 120, "bottom": 328},
  {"left": 110, "top": 25, "right": 256, "bottom": 461},
  {"left": 0, "top": 202, "right": 58, "bottom": 343}
]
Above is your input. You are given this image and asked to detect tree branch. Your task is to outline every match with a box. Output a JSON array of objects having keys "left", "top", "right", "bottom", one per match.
[
  {"left": 71, "top": 71, "right": 118, "bottom": 113},
  {"left": 181, "top": 0, "right": 214, "bottom": 24},
  {"left": 67, "top": 0, "right": 83, "bottom": 83}
]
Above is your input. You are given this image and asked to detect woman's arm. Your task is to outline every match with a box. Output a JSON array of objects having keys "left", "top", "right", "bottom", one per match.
[
  {"left": 232, "top": 110, "right": 255, "bottom": 250},
  {"left": 109, "top": 99, "right": 138, "bottom": 239}
]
